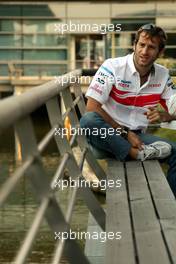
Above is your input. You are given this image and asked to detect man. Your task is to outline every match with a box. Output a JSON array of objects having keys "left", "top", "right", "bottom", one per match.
[{"left": 80, "top": 24, "right": 176, "bottom": 196}]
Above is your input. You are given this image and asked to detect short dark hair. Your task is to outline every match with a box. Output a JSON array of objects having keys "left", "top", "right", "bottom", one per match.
[{"left": 134, "top": 24, "right": 167, "bottom": 52}]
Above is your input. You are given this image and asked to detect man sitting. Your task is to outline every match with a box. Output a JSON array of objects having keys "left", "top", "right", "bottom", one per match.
[{"left": 80, "top": 24, "right": 176, "bottom": 197}]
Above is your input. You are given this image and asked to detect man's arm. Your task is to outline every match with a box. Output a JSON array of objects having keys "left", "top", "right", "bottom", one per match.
[
  {"left": 86, "top": 97, "right": 144, "bottom": 150},
  {"left": 86, "top": 97, "right": 122, "bottom": 129},
  {"left": 146, "top": 107, "right": 176, "bottom": 123}
]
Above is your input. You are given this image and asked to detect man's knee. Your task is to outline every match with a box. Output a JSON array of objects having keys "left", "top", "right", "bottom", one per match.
[{"left": 80, "top": 111, "right": 99, "bottom": 128}]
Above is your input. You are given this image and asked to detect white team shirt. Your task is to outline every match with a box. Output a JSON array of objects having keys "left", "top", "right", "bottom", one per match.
[{"left": 86, "top": 53, "right": 174, "bottom": 130}]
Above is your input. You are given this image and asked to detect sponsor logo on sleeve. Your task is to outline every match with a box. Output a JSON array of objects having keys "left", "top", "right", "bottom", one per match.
[
  {"left": 90, "top": 84, "right": 103, "bottom": 95},
  {"left": 167, "top": 77, "right": 175, "bottom": 89}
]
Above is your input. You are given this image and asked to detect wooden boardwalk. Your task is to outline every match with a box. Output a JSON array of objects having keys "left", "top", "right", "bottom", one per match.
[{"left": 85, "top": 160, "right": 176, "bottom": 264}]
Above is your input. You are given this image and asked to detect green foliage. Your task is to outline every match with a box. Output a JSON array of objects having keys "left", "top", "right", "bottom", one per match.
[{"left": 152, "top": 128, "right": 176, "bottom": 142}]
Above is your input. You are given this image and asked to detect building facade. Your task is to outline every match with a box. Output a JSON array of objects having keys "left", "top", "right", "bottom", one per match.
[{"left": 0, "top": 1, "right": 176, "bottom": 77}]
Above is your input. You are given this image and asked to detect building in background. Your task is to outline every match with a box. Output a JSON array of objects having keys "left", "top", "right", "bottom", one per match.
[{"left": 0, "top": 1, "right": 176, "bottom": 77}]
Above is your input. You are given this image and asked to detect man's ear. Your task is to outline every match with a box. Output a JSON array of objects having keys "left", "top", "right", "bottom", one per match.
[{"left": 133, "top": 43, "right": 136, "bottom": 52}]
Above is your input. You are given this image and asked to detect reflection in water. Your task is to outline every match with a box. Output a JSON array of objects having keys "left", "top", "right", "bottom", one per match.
[
  {"left": 0, "top": 152, "right": 104, "bottom": 263},
  {"left": 0, "top": 120, "right": 106, "bottom": 263}
]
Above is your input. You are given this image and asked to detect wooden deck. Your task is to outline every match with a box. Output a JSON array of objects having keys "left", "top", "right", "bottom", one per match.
[{"left": 85, "top": 160, "right": 176, "bottom": 264}]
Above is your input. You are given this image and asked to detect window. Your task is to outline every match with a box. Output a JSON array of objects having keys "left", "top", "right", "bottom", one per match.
[
  {"left": 75, "top": 35, "right": 104, "bottom": 69},
  {"left": 0, "top": 4, "right": 68, "bottom": 76}
]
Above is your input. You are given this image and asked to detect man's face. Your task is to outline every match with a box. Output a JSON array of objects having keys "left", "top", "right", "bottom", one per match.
[{"left": 134, "top": 32, "right": 162, "bottom": 69}]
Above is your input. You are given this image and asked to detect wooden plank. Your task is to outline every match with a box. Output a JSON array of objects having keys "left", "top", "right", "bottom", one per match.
[
  {"left": 126, "top": 161, "right": 170, "bottom": 264},
  {"left": 143, "top": 160, "right": 176, "bottom": 263},
  {"left": 85, "top": 160, "right": 176, "bottom": 264},
  {"left": 106, "top": 160, "right": 136, "bottom": 264},
  {"left": 160, "top": 219, "right": 176, "bottom": 264},
  {"left": 127, "top": 161, "right": 151, "bottom": 202},
  {"left": 135, "top": 230, "right": 170, "bottom": 264},
  {"left": 143, "top": 160, "right": 175, "bottom": 200},
  {"left": 154, "top": 200, "right": 176, "bottom": 220},
  {"left": 148, "top": 181, "right": 175, "bottom": 200},
  {"left": 130, "top": 200, "right": 160, "bottom": 232}
]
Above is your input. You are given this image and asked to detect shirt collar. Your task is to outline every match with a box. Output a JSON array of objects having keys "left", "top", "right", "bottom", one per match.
[{"left": 127, "top": 53, "right": 137, "bottom": 76}]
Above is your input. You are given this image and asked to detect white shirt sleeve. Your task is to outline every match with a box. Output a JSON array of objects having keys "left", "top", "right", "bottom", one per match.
[
  {"left": 86, "top": 59, "right": 115, "bottom": 104},
  {"left": 162, "top": 75, "right": 175, "bottom": 100}
]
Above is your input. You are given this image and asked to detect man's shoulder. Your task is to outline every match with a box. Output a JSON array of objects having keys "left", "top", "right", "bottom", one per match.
[{"left": 154, "top": 62, "right": 169, "bottom": 75}]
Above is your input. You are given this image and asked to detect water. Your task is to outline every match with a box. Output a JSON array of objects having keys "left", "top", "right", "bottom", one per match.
[
  {"left": 0, "top": 150, "right": 94, "bottom": 263},
  {"left": 0, "top": 122, "right": 105, "bottom": 263},
  {"left": 1, "top": 113, "right": 174, "bottom": 263}
]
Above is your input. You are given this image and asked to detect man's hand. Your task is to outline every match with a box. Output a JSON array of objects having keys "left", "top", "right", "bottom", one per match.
[
  {"left": 146, "top": 107, "right": 174, "bottom": 123},
  {"left": 127, "top": 131, "right": 144, "bottom": 150}
]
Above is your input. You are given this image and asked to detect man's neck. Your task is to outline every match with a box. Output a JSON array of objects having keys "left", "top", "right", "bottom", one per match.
[
  {"left": 140, "top": 69, "right": 151, "bottom": 78},
  {"left": 140, "top": 73, "right": 149, "bottom": 86}
]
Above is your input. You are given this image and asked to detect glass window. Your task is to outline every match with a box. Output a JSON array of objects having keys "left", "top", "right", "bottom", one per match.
[
  {"left": 75, "top": 35, "right": 104, "bottom": 69},
  {"left": 0, "top": 5, "right": 55, "bottom": 17},
  {"left": 0, "top": 20, "right": 22, "bottom": 32},
  {"left": 22, "top": 5, "right": 54, "bottom": 17},
  {"left": 0, "top": 4, "right": 68, "bottom": 76},
  {"left": 22, "top": 20, "right": 59, "bottom": 33},
  {"left": 23, "top": 50, "right": 67, "bottom": 60},
  {"left": 114, "top": 48, "right": 133, "bottom": 58},
  {"left": 56, "top": 35, "right": 67, "bottom": 45},
  {"left": 23, "top": 35, "right": 67, "bottom": 47},
  {"left": 0, "top": 65, "right": 8, "bottom": 76},
  {"left": 0, "top": 35, "right": 21, "bottom": 47},
  {"left": 23, "top": 64, "right": 67, "bottom": 76},
  {"left": 115, "top": 33, "right": 133, "bottom": 47},
  {"left": 0, "top": 6, "right": 21, "bottom": 16},
  {"left": 0, "top": 50, "right": 21, "bottom": 60}
]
